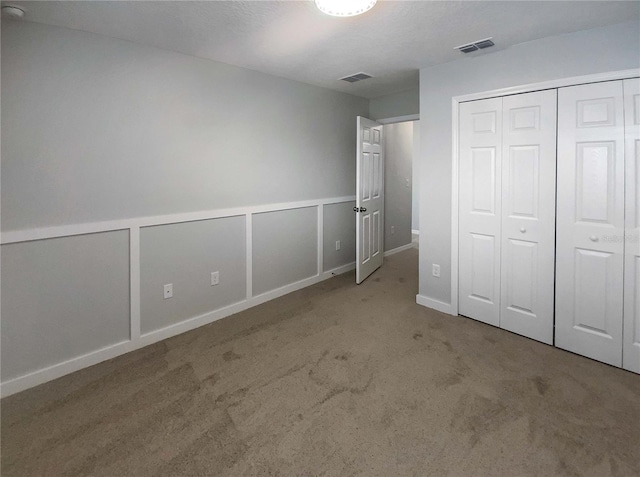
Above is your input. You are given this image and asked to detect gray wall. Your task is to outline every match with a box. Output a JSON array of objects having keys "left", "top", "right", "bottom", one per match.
[
  {"left": 369, "top": 89, "right": 419, "bottom": 121},
  {"left": 252, "top": 208, "right": 318, "bottom": 296},
  {"left": 0, "top": 21, "right": 363, "bottom": 390},
  {"left": 1, "top": 21, "right": 369, "bottom": 231},
  {"left": 384, "top": 122, "right": 414, "bottom": 251},
  {"left": 140, "top": 217, "right": 247, "bottom": 334},
  {"left": 418, "top": 20, "right": 640, "bottom": 305},
  {"left": 323, "top": 202, "right": 357, "bottom": 272},
  {"left": 1, "top": 231, "right": 130, "bottom": 381}
]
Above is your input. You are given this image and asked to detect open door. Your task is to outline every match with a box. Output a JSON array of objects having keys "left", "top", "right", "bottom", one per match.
[{"left": 356, "top": 116, "right": 384, "bottom": 284}]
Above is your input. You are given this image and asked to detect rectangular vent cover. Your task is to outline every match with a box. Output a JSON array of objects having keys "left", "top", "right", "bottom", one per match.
[
  {"left": 340, "top": 72, "right": 373, "bottom": 83},
  {"left": 455, "top": 37, "right": 494, "bottom": 54}
]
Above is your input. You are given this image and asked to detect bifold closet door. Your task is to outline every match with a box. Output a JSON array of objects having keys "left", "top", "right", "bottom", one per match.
[
  {"left": 459, "top": 98, "right": 503, "bottom": 326},
  {"left": 500, "top": 90, "right": 557, "bottom": 344},
  {"left": 623, "top": 78, "right": 640, "bottom": 373},
  {"left": 556, "top": 81, "right": 625, "bottom": 367},
  {"left": 459, "top": 92, "right": 556, "bottom": 341}
]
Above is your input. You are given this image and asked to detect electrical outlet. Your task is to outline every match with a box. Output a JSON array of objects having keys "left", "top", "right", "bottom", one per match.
[
  {"left": 163, "top": 283, "right": 173, "bottom": 299},
  {"left": 335, "top": 240, "right": 341, "bottom": 251},
  {"left": 211, "top": 271, "right": 220, "bottom": 286},
  {"left": 391, "top": 225, "right": 395, "bottom": 235},
  {"left": 432, "top": 264, "right": 441, "bottom": 278},
  {"left": 406, "top": 178, "right": 410, "bottom": 188}
]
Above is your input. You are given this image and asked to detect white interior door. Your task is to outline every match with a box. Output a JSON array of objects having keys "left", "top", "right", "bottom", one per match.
[
  {"left": 458, "top": 98, "right": 503, "bottom": 326},
  {"left": 623, "top": 78, "right": 640, "bottom": 373},
  {"left": 499, "top": 90, "right": 557, "bottom": 344},
  {"left": 556, "top": 81, "right": 625, "bottom": 367},
  {"left": 356, "top": 116, "right": 384, "bottom": 284}
]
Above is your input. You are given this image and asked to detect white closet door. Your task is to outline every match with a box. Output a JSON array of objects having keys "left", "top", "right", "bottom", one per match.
[
  {"left": 556, "top": 81, "right": 625, "bottom": 367},
  {"left": 459, "top": 98, "right": 503, "bottom": 326},
  {"left": 500, "top": 90, "right": 557, "bottom": 344},
  {"left": 623, "top": 78, "right": 640, "bottom": 373}
]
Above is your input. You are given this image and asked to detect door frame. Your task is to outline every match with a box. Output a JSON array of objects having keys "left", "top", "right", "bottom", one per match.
[
  {"left": 450, "top": 68, "right": 640, "bottom": 317},
  {"left": 378, "top": 113, "right": 420, "bottom": 125}
]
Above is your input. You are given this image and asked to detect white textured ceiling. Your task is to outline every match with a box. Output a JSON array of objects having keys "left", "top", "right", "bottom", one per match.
[{"left": 3, "top": 0, "right": 639, "bottom": 99}]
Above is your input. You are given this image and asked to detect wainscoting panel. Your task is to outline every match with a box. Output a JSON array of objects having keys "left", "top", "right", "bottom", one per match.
[{"left": 0, "top": 196, "right": 356, "bottom": 397}]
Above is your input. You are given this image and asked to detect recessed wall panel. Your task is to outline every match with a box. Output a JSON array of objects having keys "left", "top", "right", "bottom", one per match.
[
  {"left": 1, "top": 231, "right": 130, "bottom": 382},
  {"left": 140, "top": 216, "right": 246, "bottom": 334},
  {"left": 253, "top": 207, "right": 318, "bottom": 296},
  {"left": 323, "top": 201, "right": 356, "bottom": 272}
]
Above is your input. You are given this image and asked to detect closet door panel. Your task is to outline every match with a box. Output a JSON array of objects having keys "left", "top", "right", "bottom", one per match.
[
  {"left": 500, "top": 90, "right": 557, "bottom": 344},
  {"left": 459, "top": 98, "right": 503, "bottom": 326},
  {"left": 556, "top": 81, "right": 625, "bottom": 367},
  {"left": 623, "top": 78, "right": 640, "bottom": 373}
]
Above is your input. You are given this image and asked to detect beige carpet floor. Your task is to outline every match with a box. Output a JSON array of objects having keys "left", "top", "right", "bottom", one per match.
[{"left": 2, "top": 248, "right": 639, "bottom": 476}]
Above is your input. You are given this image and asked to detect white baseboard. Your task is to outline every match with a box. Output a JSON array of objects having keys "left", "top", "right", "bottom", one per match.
[
  {"left": 0, "top": 340, "right": 137, "bottom": 398},
  {"left": 0, "top": 262, "right": 356, "bottom": 398},
  {"left": 384, "top": 243, "right": 415, "bottom": 257},
  {"left": 416, "top": 294, "right": 455, "bottom": 315}
]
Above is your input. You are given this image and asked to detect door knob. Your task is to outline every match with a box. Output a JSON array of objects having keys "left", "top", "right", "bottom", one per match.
[
  {"left": 589, "top": 235, "right": 599, "bottom": 242},
  {"left": 360, "top": 207, "right": 367, "bottom": 212},
  {"left": 520, "top": 227, "right": 526, "bottom": 233}
]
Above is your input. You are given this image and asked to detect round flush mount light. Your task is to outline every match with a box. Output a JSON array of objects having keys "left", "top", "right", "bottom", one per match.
[
  {"left": 315, "top": 0, "right": 377, "bottom": 17},
  {"left": 2, "top": 5, "right": 25, "bottom": 19}
]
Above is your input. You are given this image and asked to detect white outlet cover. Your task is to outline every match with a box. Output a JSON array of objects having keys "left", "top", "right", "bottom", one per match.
[
  {"left": 432, "top": 264, "right": 440, "bottom": 278},
  {"left": 163, "top": 283, "right": 173, "bottom": 299},
  {"left": 335, "top": 240, "right": 341, "bottom": 251},
  {"left": 211, "top": 271, "right": 220, "bottom": 286}
]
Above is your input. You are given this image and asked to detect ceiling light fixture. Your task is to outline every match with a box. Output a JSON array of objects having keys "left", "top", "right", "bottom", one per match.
[
  {"left": 2, "top": 5, "right": 25, "bottom": 20},
  {"left": 315, "top": 0, "right": 377, "bottom": 17}
]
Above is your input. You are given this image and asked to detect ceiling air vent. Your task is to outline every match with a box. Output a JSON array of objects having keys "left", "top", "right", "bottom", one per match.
[
  {"left": 340, "top": 72, "right": 373, "bottom": 83},
  {"left": 455, "top": 37, "right": 495, "bottom": 54}
]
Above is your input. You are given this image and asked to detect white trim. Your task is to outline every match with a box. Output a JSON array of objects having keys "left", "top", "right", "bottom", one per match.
[
  {"left": 317, "top": 205, "right": 324, "bottom": 275},
  {"left": 416, "top": 294, "right": 454, "bottom": 315},
  {"left": 0, "top": 195, "right": 358, "bottom": 397},
  {"left": 377, "top": 114, "right": 419, "bottom": 125},
  {"left": 0, "top": 196, "right": 356, "bottom": 245},
  {"left": 129, "top": 226, "right": 141, "bottom": 341},
  {"left": 0, "top": 340, "right": 137, "bottom": 398},
  {"left": 245, "top": 213, "right": 253, "bottom": 300},
  {"left": 411, "top": 229, "right": 419, "bottom": 235},
  {"left": 451, "top": 96, "right": 460, "bottom": 317},
  {"left": 450, "top": 69, "right": 639, "bottom": 320},
  {"left": 0, "top": 261, "right": 356, "bottom": 397},
  {"left": 384, "top": 242, "right": 415, "bottom": 257},
  {"left": 454, "top": 69, "right": 640, "bottom": 104}
]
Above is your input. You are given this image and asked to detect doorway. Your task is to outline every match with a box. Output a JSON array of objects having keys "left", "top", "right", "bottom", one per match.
[{"left": 356, "top": 115, "right": 419, "bottom": 284}]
